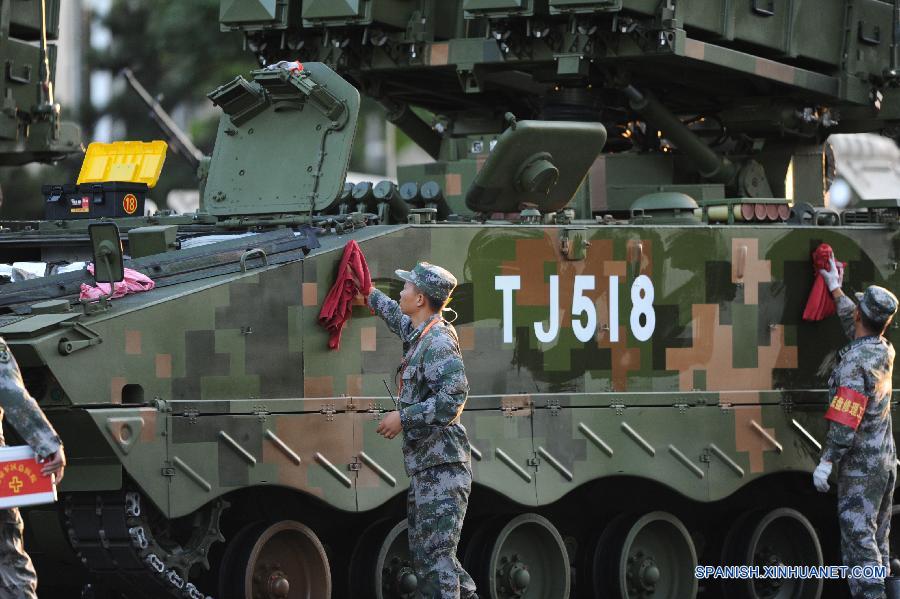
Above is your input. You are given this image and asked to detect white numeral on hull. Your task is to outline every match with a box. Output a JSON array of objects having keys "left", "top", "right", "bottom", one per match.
[{"left": 495, "top": 275, "right": 655, "bottom": 344}]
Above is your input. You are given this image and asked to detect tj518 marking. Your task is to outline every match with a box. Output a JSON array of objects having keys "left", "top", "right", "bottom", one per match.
[{"left": 495, "top": 275, "right": 656, "bottom": 344}]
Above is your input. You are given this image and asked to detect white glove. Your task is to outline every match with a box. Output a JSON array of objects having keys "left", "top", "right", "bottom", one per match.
[
  {"left": 813, "top": 460, "right": 832, "bottom": 492},
  {"left": 818, "top": 256, "right": 843, "bottom": 292}
]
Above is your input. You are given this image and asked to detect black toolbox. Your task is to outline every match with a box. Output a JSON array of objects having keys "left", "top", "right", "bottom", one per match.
[{"left": 43, "top": 182, "right": 148, "bottom": 220}]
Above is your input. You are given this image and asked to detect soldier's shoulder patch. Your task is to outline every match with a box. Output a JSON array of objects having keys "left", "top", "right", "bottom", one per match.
[{"left": 824, "top": 386, "right": 868, "bottom": 430}]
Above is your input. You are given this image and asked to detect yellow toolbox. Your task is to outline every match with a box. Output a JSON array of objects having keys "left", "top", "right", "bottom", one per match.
[{"left": 43, "top": 141, "right": 167, "bottom": 220}]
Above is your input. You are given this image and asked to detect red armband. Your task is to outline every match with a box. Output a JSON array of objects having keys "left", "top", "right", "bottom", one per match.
[{"left": 824, "top": 386, "right": 868, "bottom": 430}]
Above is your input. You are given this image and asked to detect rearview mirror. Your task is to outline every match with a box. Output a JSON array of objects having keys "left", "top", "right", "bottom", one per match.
[{"left": 88, "top": 223, "right": 125, "bottom": 285}]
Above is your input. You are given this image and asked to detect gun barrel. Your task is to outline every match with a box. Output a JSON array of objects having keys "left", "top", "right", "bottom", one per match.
[
  {"left": 623, "top": 85, "right": 736, "bottom": 185},
  {"left": 122, "top": 69, "right": 204, "bottom": 170},
  {"left": 378, "top": 98, "right": 442, "bottom": 160}
]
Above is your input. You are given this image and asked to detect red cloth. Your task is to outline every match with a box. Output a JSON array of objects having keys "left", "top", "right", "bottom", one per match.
[
  {"left": 802, "top": 243, "right": 845, "bottom": 321},
  {"left": 318, "top": 240, "right": 371, "bottom": 349}
]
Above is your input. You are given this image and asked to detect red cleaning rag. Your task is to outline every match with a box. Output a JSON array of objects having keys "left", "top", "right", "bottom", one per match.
[
  {"left": 802, "top": 243, "right": 845, "bottom": 321},
  {"left": 318, "top": 240, "right": 372, "bottom": 349}
]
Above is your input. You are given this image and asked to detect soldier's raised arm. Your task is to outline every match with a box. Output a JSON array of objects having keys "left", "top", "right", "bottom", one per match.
[
  {"left": 0, "top": 342, "right": 62, "bottom": 460},
  {"left": 400, "top": 339, "right": 468, "bottom": 431},
  {"left": 368, "top": 288, "right": 413, "bottom": 339},
  {"left": 835, "top": 293, "right": 857, "bottom": 341},
  {"left": 819, "top": 257, "right": 855, "bottom": 339}
]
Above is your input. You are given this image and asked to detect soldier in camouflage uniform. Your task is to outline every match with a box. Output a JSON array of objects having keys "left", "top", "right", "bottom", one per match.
[
  {"left": 362, "top": 261, "right": 477, "bottom": 599},
  {"left": 814, "top": 259, "right": 897, "bottom": 599},
  {"left": 0, "top": 337, "right": 65, "bottom": 598}
]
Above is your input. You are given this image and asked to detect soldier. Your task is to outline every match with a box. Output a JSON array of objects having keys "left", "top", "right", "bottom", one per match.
[
  {"left": 0, "top": 337, "right": 65, "bottom": 599},
  {"left": 356, "top": 262, "right": 477, "bottom": 599},
  {"left": 814, "top": 259, "right": 896, "bottom": 599}
]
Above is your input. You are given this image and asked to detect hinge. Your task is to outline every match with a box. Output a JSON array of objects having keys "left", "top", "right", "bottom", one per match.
[
  {"left": 548, "top": 398, "right": 561, "bottom": 416},
  {"left": 320, "top": 403, "right": 336, "bottom": 421},
  {"left": 150, "top": 397, "right": 170, "bottom": 412},
  {"left": 501, "top": 405, "right": 518, "bottom": 418},
  {"left": 182, "top": 408, "right": 199, "bottom": 424},
  {"left": 252, "top": 405, "right": 269, "bottom": 422},
  {"left": 611, "top": 402, "right": 625, "bottom": 415},
  {"left": 781, "top": 397, "right": 794, "bottom": 414},
  {"left": 719, "top": 402, "right": 734, "bottom": 412},
  {"left": 673, "top": 402, "right": 688, "bottom": 414}
]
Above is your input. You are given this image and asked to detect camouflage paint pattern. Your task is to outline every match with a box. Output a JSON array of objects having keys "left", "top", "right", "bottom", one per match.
[
  {"left": 823, "top": 294, "right": 895, "bottom": 475},
  {"left": 367, "top": 289, "right": 470, "bottom": 477},
  {"left": 0, "top": 339, "right": 60, "bottom": 459},
  {"left": 0, "top": 507, "right": 37, "bottom": 599},
  {"left": 837, "top": 469, "right": 895, "bottom": 598},
  {"left": 822, "top": 292, "right": 896, "bottom": 598},
  {"left": 3, "top": 223, "right": 896, "bottom": 519},
  {"left": 407, "top": 462, "right": 476, "bottom": 598},
  {"left": 0, "top": 340, "right": 58, "bottom": 599}
]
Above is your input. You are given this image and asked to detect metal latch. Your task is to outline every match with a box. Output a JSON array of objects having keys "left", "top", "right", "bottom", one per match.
[
  {"left": 58, "top": 322, "right": 103, "bottom": 355},
  {"left": 611, "top": 402, "right": 625, "bottom": 415}
]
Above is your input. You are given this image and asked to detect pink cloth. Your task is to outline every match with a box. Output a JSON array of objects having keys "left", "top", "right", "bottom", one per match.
[{"left": 79, "top": 264, "right": 155, "bottom": 300}]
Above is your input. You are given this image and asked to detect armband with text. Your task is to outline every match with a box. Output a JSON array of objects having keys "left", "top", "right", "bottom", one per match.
[{"left": 824, "top": 387, "right": 868, "bottom": 430}]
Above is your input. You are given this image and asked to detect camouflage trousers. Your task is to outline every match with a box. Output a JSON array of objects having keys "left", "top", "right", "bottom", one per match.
[
  {"left": 0, "top": 508, "right": 37, "bottom": 599},
  {"left": 837, "top": 465, "right": 896, "bottom": 599},
  {"left": 407, "top": 462, "right": 477, "bottom": 599}
]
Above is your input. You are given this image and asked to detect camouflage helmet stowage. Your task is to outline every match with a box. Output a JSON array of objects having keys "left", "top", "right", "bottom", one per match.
[
  {"left": 854, "top": 285, "right": 899, "bottom": 325},
  {"left": 395, "top": 262, "right": 457, "bottom": 303}
]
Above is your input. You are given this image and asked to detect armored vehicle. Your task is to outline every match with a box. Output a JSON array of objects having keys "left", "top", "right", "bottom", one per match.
[{"left": 1, "top": 1, "right": 900, "bottom": 599}]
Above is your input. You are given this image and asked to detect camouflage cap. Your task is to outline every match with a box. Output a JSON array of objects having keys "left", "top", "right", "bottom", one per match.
[
  {"left": 854, "top": 285, "right": 898, "bottom": 325},
  {"left": 395, "top": 262, "right": 457, "bottom": 303}
]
